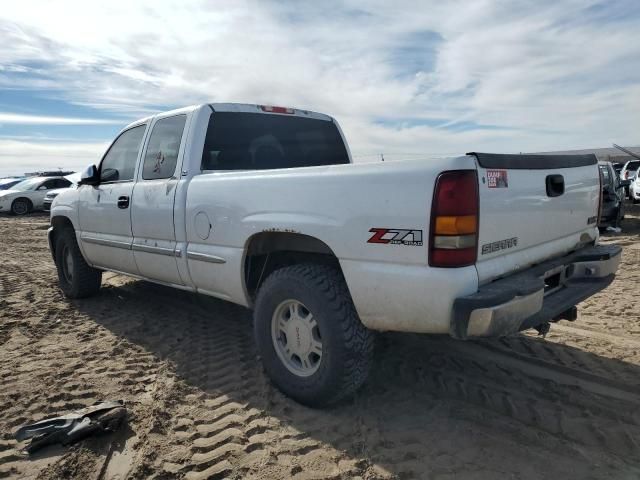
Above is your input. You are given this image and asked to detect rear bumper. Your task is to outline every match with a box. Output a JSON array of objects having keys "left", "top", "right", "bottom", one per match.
[{"left": 451, "top": 244, "right": 621, "bottom": 339}]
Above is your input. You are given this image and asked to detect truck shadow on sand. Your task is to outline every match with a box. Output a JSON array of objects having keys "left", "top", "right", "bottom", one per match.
[{"left": 75, "top": 279, "right": 640, "bottom": 478}]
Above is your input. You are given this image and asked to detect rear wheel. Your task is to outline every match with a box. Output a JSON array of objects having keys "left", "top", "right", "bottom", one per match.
[
  {"left": 11, "top": 198, "right": 31, "bottom": 216},
  {"left": 55, "top": 228, "right": 102, "bottom": 298},
  {"left": 254, "top": 264, "right": 374, "bottom": 407}
]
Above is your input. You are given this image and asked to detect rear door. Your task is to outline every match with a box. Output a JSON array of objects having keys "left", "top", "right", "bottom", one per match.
[
  {"left": 470, "top": 153, "right": 600, "bottom": 284},
  {"left": 130, "top": 114, "right": 189, "bottom": 285},
  {"left": 78, "top": 124, "right": 147, "bottom": 274}
]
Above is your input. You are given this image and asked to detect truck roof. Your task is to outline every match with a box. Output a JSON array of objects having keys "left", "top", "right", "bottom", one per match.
[{"left": 122, "top": 103, "right": 333, "bottom": 132}]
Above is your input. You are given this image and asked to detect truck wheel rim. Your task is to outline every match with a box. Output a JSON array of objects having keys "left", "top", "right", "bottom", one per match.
[
  {"left": 13, "top": 201, "right": 27, "bottom": 215},
  {"left": 271, "top": 299, "right": 322, "bottom": 377},
  {"left": 62, "top": 245, "right": 74, "bottom": 283}
]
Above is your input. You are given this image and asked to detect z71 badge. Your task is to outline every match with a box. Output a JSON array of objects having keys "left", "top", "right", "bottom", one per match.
[{"left": 368, "top": 228, "right": 423, "bottom": 246}]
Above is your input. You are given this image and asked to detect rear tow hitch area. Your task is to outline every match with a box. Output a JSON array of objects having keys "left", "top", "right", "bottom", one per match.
[
  {"left": 535, "top": 322, "right": 551, "bottom": 337},
  {"left": 451, "top": 244, "right": 620, "bottom": 340},
  {"left": 553, "top": 305, "right": 578, "bottom": 322},
  {"left": 536, "top": 305, "right": 578, "bottom": 338}
]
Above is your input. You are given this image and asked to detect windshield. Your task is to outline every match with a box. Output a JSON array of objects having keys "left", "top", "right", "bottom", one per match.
[
  {"left": 0, "top": 179, "right": 23, "bottom": 190},
  {"left": 9, "top": 178, "right": 43, "bottom": 191}
]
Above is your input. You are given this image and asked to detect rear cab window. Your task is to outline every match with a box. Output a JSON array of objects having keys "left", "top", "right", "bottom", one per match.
[{"left": 201, "top": 112, "right": 349, "bottom": 171}]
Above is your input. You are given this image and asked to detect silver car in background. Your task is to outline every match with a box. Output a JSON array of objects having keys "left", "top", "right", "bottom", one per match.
[{"left": 43, "top": 173, "right": 81, "bottom": 212}]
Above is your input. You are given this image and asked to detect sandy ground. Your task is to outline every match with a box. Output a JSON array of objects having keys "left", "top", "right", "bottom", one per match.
[{"left": 0, "top": 204, "right": 639, "bottom": 480}]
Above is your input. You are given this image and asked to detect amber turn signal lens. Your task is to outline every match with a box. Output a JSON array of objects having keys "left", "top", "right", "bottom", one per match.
[{"left": 434, "top": 215, "right": 477, "bottom": 235}]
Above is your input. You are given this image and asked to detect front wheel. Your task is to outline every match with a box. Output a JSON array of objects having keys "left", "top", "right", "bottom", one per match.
[
  {"left": 55, "top": 228, "right": 102, "bottom": 298},
  {"left": 253, "top": 264, "right": 374, "bottom": 407},
  {"left": 11, "top": 198, "right": 31, "bottom": 215}
]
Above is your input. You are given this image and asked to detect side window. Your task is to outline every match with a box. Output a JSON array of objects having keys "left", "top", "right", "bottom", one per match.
[
  {"left": 40, "top": 179, "right": 58, "bottom": 190},
  {"left": 100, "top": 125, "right": 146, "bottom": 182},
  {"left": 54, "top": 179, "right": 71, "bottom": 188},
  {"left": 142, "top": 115, "right": 187, "bottom": 180}
]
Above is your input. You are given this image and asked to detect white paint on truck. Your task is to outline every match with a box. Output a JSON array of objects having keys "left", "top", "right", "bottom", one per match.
[
  {"left": 475, "top": 163, "right": 600, "bottom": 284},
  {"left": 48, "top": 103, "right": 621, "bottom": 405}
]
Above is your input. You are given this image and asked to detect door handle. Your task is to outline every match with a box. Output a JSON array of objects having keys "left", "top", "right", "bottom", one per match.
[
  {"left": 117, "top": 196, "right": 130, "bottom": 209},
  {"left": 546, "top": 175, "right": 564, "bottom": 197}
]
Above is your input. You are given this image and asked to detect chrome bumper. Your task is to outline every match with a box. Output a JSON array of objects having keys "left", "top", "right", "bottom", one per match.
[{"left": 451, "top": 244, "right": 622, "bottom": 339}]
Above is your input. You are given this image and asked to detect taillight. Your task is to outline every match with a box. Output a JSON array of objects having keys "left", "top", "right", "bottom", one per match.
[
  {"left": 429, "top": 170, "right": 479, "bottom": 267},
  {"left": 260, "top": 105, "right": 294, "bottom": 114},
  {"left": 625, "top": 171, "right": 630, "bottom": 179}
]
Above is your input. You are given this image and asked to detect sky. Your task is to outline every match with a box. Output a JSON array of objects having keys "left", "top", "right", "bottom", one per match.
[{"left": 1, "top": 0, "right": 639, "bottom": 176}]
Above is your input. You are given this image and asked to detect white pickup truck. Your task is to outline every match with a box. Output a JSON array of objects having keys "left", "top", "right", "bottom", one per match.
[{"left": 48, "top": 103, "right": 621, "bottom": 406}]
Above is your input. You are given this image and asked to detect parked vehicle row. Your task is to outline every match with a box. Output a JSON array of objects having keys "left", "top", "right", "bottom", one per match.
[
  {"left": 0, "top": 177, "right": 26, "bottom": 190},
  {"left": 0, "top": 176, "right": 73, "bottom": 215},
  {"left": 597, "top": 161, "right": 629, "bottom": 229},
  {"left": 629, "top": 167, "right": 640, "bottom": 204},
  {"left": 48, "top": 103, "right": 621, "bottom": 406},
  {"left": 620, "top": 160, "right": 640, "bottom": 198}
]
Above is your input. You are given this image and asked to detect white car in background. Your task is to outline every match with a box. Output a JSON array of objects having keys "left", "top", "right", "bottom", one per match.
[
  {"left": 630, "top": 167, "right": 640, "bottom": 204},
  {"left": 620, "top": 160, "right": 640, "bottom": 198},
  {"left": 0, "top": 176, "right": 72, "bottom": 215},
  {"left": 43, "top": 173, "right": 81, "bottom": 212}
]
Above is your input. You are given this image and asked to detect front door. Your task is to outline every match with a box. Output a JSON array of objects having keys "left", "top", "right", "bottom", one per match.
[
  {"left": 78, "top": 124, "right": 147, "bottom": 274},
  {"left": 131, "top": 114, "right": 188, "bottom": 285}
]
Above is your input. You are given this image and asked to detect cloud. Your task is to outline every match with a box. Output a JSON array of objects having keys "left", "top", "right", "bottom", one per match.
[
  {"left": 0, "top": 113, "right": 121, "bottom": 125},
  {"left": 0, "top": 0, "right": 638, "bottom": 174},
  {"left": 0, "top": 139, "right": 107, "bottom": 176}
]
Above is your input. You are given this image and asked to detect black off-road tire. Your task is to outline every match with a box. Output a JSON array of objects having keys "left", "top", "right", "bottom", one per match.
[
  {"left": 55, "top": 228, "right": 102, "bottom": 298},
  {"left": 253, "top": 264, "right": 374, "bottom": 407},
  {"left": 11, "top": 198, "right": 32, "bottom": 216}
]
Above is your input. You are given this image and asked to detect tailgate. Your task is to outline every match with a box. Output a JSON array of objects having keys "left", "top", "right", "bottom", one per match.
[{"left": 469, "top": 153, "right": 600, "bottom": 284}]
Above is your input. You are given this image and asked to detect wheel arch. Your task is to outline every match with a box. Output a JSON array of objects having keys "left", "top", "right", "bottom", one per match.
[
  {"left": 243, "top": 231, "right": 343, "bottom": 300},
  {"left": 49, "top": 215, "right": 77, "bottom": 264}
]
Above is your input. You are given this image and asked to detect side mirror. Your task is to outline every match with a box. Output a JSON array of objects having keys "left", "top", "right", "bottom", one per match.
[
  {"left": 37, "top": 185, "right": 48, "bottom": 191},
  {"left": 619, "top": 179, "right": 631, "bottom": 188},
  {"left": 78, "top": 165, "right": 99, "bottom": 186}
]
